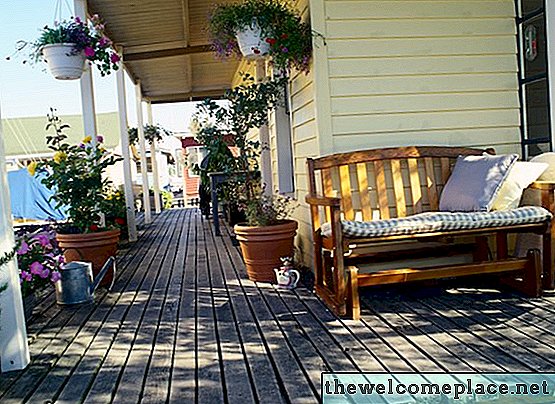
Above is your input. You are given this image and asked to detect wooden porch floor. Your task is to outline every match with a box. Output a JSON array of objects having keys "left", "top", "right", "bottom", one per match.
[{"left": 2, "top": 208, "right": 555, "bottom": 403}]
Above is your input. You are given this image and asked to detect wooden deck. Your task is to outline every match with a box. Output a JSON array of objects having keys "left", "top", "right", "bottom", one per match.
[{"left": 2, "top": 208, "right": 555, "bottom": 403}]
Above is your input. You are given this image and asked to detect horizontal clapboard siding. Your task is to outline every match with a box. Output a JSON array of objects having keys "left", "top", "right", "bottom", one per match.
[{"left": 325, "top": 0, "right": 521, "bottom": 154}]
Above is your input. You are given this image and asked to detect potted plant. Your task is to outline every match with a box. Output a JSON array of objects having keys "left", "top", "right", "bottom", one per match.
[
  {"left": 208, "top": 0, "right": 313, "bottom": 72},
  {"left": 15, "top": 230, "right": 63, "bottom": 320},
  {"left": 16, "top": 14, "right": 120, "bottom": 80},
  {"left": 30, "top": 110, "right": 122, "bottom": 286},
  {"left": 234, "top": 193, "right": 297, "bottom": 282},
  {"left": 128, "top": 124, "right": 173, "bottom": 146}
]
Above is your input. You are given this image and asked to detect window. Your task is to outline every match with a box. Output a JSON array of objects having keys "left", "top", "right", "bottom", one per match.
[{"left": 186, "top": 146, "right": 206, "bottom": 177}]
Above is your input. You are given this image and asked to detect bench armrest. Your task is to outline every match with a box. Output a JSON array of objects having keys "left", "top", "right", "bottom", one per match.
[
  {"left": 305, "top": 195, "right": 341, "bottom": 207},
  {"left": 529, "top": 181, "right": 555, "bottom": 191}
]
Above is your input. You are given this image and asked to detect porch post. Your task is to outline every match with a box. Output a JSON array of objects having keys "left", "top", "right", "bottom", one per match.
[
  {"left": 74, "top": 0, "right": 98, "bottom": 148},
  {"left": 116, "top": 50, "right": 138, "bottom": 242},
  {"left": 135, "top": 83, "right": 152, "bottom": 224},
  {"left": 0, "top": 107, "right": 30, "bottom": 372},
  {"left": 146, "top": 102, "right": 162, "bottom": 214},
  {"left": 546, "top": 1, "right": 555, "bottom": 148},
  {"left": 255, "top": 60, "right": 273, "bottom": 195}
]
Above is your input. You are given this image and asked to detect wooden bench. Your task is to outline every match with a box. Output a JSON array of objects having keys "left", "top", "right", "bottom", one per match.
[{"left": 306, "top": 146, "right": 555, "bottom": 319}]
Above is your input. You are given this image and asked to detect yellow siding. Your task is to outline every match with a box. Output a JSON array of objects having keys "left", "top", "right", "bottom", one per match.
[{"left": 324, "top": 0, "right": 521, "bottom": 153}]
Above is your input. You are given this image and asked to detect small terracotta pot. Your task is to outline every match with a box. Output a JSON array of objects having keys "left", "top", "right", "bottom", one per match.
[
  {"left": 56, "top": 229, "right": 120, "bottom": 287},
  {"left": 234, "top": 220, "right": 298, "bottom": 282}
]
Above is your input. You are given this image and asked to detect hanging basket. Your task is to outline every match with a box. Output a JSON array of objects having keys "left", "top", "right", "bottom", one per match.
[
  {"left": 41, "top": 43, "right": 86, "bottom": 80},
  {"left": 236, "top": 22, "right": 270, "bottom": 60}
]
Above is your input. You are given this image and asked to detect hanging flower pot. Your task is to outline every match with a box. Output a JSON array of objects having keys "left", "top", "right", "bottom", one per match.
[
  {"left": 41, "top": 43, "right": 86, "bottom": 80},
  {"left": 235, "top": 21, "right": 270, "bottom": 59}
]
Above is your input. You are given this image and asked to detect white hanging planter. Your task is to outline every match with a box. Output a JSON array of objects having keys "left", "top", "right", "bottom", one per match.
[
  {"left": 236, "top": 21, "right": 270, "bottom": 59},
  {"left": 41, "top": 43, "right": 86, "bottom": 80}
]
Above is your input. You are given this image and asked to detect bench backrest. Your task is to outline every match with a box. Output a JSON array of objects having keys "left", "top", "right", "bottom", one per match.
[{"left": 307, "top": 146, "right": 494, "bottom": 224}]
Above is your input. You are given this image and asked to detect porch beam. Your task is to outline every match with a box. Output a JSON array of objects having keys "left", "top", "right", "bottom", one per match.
[
  {"left": 135, "top": 83, "right": 152, "bottom": 224},
  {"left": 116, "top": 49, "right": 138, "bottom": 242},
  {"left": 546, "top": 0, "right": 555, "bottom": 149},
  {"left": 123, "top": 45, "right": 212, "bottom": 62},
  {"left": 74, "top": 0, "right": 98, "bottom": 147},
  {"left": 146, "top": 102, "right": 162, "bottom": 214},
  {"left": 0, "top": 106, "right": 30, "bottom": 372},
  {"left": 146, "top": 89, "right": 227, "bottom": 104},
  {"left": 255, "top": 60, "right": 273, "bottom": 196}
]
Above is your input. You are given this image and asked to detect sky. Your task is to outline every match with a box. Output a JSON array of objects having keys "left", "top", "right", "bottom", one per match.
[{"left": 0, "top": 0, "right": 198, "bottom": 134}]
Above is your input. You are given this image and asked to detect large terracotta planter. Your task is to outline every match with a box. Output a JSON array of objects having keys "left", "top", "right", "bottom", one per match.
[
  {"left": 56, "top": 229, "right": 120, "bottom": 287},
  {"left": 234, "top": 220, "right": 298, "bottom": 282},
  {"left": 42, "top": 43, "right": 86, "bottom": 80}
]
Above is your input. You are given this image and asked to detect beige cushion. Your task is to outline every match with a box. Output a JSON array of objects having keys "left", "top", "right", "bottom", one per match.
[
  {"left": 530, "top": 152, "right": 555, "bottom": 181},
  {"left": 491, "top": 162, "right": 548, "bottom": 211}
]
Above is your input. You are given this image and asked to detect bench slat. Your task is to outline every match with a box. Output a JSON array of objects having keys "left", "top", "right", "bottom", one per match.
[
  {"left": 374, "top": 160, "right": 390, "bottom": 219},
  {"left": 408, "top": 158, "right": 423, "bottom": 214},
  {"left": 424, "top": 157, "right": 439, "bottom": 210},
  {"left": 356, "top": 163, "right": 372, "bottom": 221},
  {"left": 391, "top": 159, "right": 407, "bottom": 218},
  {"left": 339, "top": 165, "right": 355, "bottom": 220},
  {"left": 440, "top": 157, "right": 451, "bottom": 185},
  {"left": 322, "top": 168, "right": 333, "bottom": 222}
]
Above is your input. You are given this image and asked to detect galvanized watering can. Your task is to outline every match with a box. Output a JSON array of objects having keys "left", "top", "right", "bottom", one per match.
[{"left": 55, "top": 257, "right": 116, "bottom": 305}]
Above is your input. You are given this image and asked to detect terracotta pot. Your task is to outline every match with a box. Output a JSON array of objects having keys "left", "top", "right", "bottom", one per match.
[
  {"left": 56, "top": 229, "right": 120, "bottom": 287},
  {"left": 234, "top": 220, "right": 298, "bottom": 282}
]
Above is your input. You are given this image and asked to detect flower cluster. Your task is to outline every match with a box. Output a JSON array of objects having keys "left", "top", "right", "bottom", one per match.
[
  {"left": 208, "top": 0, "right": 314, "bottom": 73},
  {"left": 16, "top": 230, "right": 62, "bottom": 298},
  {"left": 26, "top": 15, "right": 120, "bottom": 76},
  {"left": 30, "top": 109, "right": 121, "bottom": 233}
]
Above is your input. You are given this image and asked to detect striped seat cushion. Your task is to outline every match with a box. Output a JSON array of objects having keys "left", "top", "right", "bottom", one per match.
[{"left": 321, "top": 206, "right": 552, "bottom": 239}]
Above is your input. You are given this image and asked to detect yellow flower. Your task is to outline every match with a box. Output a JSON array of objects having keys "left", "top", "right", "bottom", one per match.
[
  {"left": 27, "top": 161, "right": 37, "bottom": 176},
  {"left": 53, "top": 151, "right": 67, "bottom": 164},
  {"left": 83, "top": 135, "right": 92, "bottom": 143}
]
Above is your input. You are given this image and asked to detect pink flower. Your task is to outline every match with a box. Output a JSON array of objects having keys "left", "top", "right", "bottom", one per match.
[
  {"left": 96, "top": 135, "right": 104, "bottom": 143},
  {"left": 74, "top": 16, "right": 82, "bottom": 24},
  {"left": 51, "top": 271, "right": 61, "bottom": 282},
  {"left": 20, "top": 271, "right": 32, "bottom": 282},
  {"left": 58, "top": 256, "right": 65, "bottom": 264},
  {"left": 84, "top": 47, "right": 95, "bottom": 58},
  {"left": 110, "top": 53, "right": 121, "bottom": 64},
  {"left": 17, "top": 241, "right": 29, "bottom": 255},
  {"left": 29, "top": 261, "right": 44, "bottom": 275}
]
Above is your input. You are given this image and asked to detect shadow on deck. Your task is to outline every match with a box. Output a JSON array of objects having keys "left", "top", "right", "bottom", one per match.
[{"left": 1, "top": 208, "right": 555, "bottom": 403}]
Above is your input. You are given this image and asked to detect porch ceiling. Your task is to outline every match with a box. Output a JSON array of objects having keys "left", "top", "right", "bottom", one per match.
[{"left": 86, "top": 0, "right": 239, "bottom": 103}]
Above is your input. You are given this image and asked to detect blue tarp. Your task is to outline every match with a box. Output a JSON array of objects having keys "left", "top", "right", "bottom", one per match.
[{"left": 8, "top": 168, "right": 67, "bottom": 221}]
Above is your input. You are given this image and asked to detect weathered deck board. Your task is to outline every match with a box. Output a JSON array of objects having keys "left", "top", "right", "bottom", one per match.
[{"left": 2, "top": 208, "right": 555, "bottom": 404}]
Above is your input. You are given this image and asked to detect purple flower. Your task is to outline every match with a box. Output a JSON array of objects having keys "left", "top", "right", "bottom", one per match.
[
  {"left": 110, "top": 53, "right": 121, "bottom": 64},
  {"left": 84, "top": 47, "right": 95, "bottom": 57},
  {"left": 39, "top": 268, "right": 50, "bottom": 279},
  {"left": 96, "top": 135, "right": 104, "bottom": 143},
  {"left": 17, "top": 241, "right": 29, "bottom": 255},
  {"left": 20, "top": 271, "right": 32, "bottom": 282},
  {"left": 34, "top": 234, "right": 52, "bottom": 249},
  {"left": 29, "top": 261, "right": 44, "bottom": 275},
  {"left": 58, "top": 256, "right": 65, "bottom": 264},
  {"left": 79, "top": 143, "right": 86, "bottom": 149},
  {"left": 51, "top": 271, "right": 61, "bottom": 282},
  {"left": 281, "top": 47, "right": 289, "bottom": 53},
  {"left": 98, "top": 36, "right": 110, "bottom": 47},
  {"left": 74, "top": 16, "right": 81, "bottom": 24}
]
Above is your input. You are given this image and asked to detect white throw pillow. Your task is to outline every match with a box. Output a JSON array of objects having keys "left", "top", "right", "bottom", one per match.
[
  {"left": 491, "top": 161, "right": 548, "bottom": 210},
  {"left": 530, "top": 152, "right": 555, "bottom": 181}
]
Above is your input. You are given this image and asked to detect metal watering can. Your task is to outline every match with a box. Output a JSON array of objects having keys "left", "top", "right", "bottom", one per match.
[{"left": 55, "top": 257, "right": 116, "bottom": 305}]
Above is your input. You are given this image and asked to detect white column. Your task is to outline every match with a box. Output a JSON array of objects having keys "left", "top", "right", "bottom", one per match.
[
  {"left": 135, "top": 83, "right": 152, "bottom": 224},
  {"left": 74, "top": 0, "right": 98, "bottom": 148},
  {"left": 0, "top": 107, "right": 30, "bottom": 372},
  {"left": 255, "top": 60, "right": 273, "bottom": 195},
  {"left": 546, "top": 1, "right": 555, "bottom": 148},
  {"left": 146, "top": 102, "right": 162, "bottom": 214},
  {"left": 116, "top": 52, "right": 138, "bottom": 242}
]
